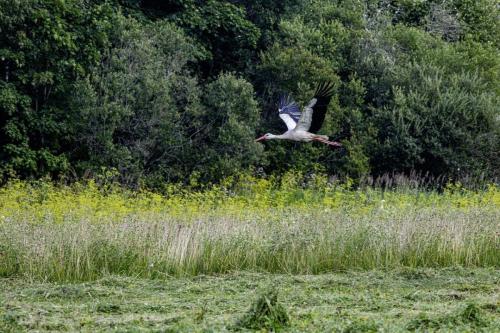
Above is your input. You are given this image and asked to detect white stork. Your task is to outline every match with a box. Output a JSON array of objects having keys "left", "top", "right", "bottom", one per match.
[{"left": 255, "top": 82, "right": 342, "bottom": 147}]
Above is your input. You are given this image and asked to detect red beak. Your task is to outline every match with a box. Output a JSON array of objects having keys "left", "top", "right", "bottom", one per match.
[{"left": 255, "top": 135, "right": 266, "bottom": 142}]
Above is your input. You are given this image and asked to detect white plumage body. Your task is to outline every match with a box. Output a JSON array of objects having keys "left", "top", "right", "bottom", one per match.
[{"left": 272, "top": 130, "right": 329, "bottom": 142}]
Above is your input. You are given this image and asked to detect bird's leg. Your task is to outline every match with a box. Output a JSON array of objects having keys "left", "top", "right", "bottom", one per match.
[
  {"left": 323, "top": 140, "right": 342, "bottom": 147},
  {"left": 312, "top": 136, "right": 342, "bottom": 147}
]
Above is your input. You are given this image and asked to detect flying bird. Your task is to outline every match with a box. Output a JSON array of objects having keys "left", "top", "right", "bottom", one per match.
[{"left": 255, "top": 82, "right": 342, "bottom": 147}]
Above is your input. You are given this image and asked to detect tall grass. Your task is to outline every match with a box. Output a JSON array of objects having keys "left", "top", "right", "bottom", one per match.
[{"left": 0, "top": 175, "right": 498, "bottom": 281}]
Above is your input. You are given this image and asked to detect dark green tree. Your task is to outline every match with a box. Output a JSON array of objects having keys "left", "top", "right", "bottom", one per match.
[
  {"left": 0, "top": 0, "right": 116, "bottom": 178},
  {"left": 198, "top": 73, "right": 263, "bottom": 181}
]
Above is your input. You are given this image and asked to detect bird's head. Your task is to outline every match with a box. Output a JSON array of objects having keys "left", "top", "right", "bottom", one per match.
[{"left": 255, "top": 133, "right": 274, "bottom": 142}]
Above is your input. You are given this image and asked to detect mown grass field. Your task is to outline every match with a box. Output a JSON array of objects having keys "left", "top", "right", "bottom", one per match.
[
  {"left": 0, "top": 176, "right": 499, "bottom": 331},
  {"left": 1, "top": 269, "right": 499, "bottom": 332}
]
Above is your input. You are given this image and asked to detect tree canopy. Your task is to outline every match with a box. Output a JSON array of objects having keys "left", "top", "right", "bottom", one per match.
[{"left": 1, "top": 0, "right": 499, "bottom": 186}]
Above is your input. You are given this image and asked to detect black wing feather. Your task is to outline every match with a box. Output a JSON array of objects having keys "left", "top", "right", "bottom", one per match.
[{"left": 309, "top": 81, "right": 335, "bottom": 133}]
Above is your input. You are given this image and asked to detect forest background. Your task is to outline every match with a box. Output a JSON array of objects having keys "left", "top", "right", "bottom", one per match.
[{"left": 1, "top": 0, "right": 499, "bottom": 188}]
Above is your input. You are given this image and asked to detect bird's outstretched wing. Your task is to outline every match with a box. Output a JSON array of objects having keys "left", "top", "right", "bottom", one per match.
[
  {"left": 295, "top": 82, "right": 335, "bottom": 132},
  {"left": 295, "top": 98, "right": 316, "bottom": 131},
  {"left": 308, "top": 81, "right": 335, "bottom": 133},
  {"left": 278, "top": 94, "right": 301, "bottom": 131}
]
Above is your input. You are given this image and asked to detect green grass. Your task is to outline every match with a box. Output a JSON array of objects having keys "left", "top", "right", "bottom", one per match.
[
  {"left": 0, "top": 179, "right": 498, "bottom": 331},
  {"left": 1, "top": 268, "right": 499, "bottom": 332},
  {"left": 1, "top": 207, "right": 498, "bottom": 281},
  {"left": 0, "top": 179, "right": 499, "bottom": 281}
]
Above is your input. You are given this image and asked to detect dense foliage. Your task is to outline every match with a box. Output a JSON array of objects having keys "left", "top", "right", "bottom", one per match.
[{"left": 1, "top": 0, "right": 498, "bottom": 186}]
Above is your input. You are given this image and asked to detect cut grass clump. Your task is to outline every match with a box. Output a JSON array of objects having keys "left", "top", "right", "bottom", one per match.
[
  {"left": 407, "top": 303, "right": 488, "bottom": 330},
  {"left": 459, "top": 303, "right": 487, "bottom": 326},
  {"left": 343, "top": 318, "right": 379, "bottom": 333},
  {"left": 406, "top": 313, "right": 443, "bottom": 331},
  {"left": 398, "top": 267, "right": 436, "bottom": 280},
  {"left": 96, "top": 303, "right": 122, "bottom": 314},
  {"left": 235, "top": 287, "right": 289, "bottom": 331},
  {"left": 0, "top": 311, "right": 24, "bottom": 333}
]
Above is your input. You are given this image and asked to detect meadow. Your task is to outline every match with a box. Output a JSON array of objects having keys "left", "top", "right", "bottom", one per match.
[
  {"left": 1, "top": 269, "right": 499, "bottom": 332},
  {"left": 0, "top": 175, "right": 499, "bottom": 331}
]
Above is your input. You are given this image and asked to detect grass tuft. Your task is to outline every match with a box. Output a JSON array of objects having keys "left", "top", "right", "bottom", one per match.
[
  {"left": 235, "top": 287, "right": 289, "bottom": 331},
  {"left": 459, "top": 303, "right": 487, "bottom": 326}
]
